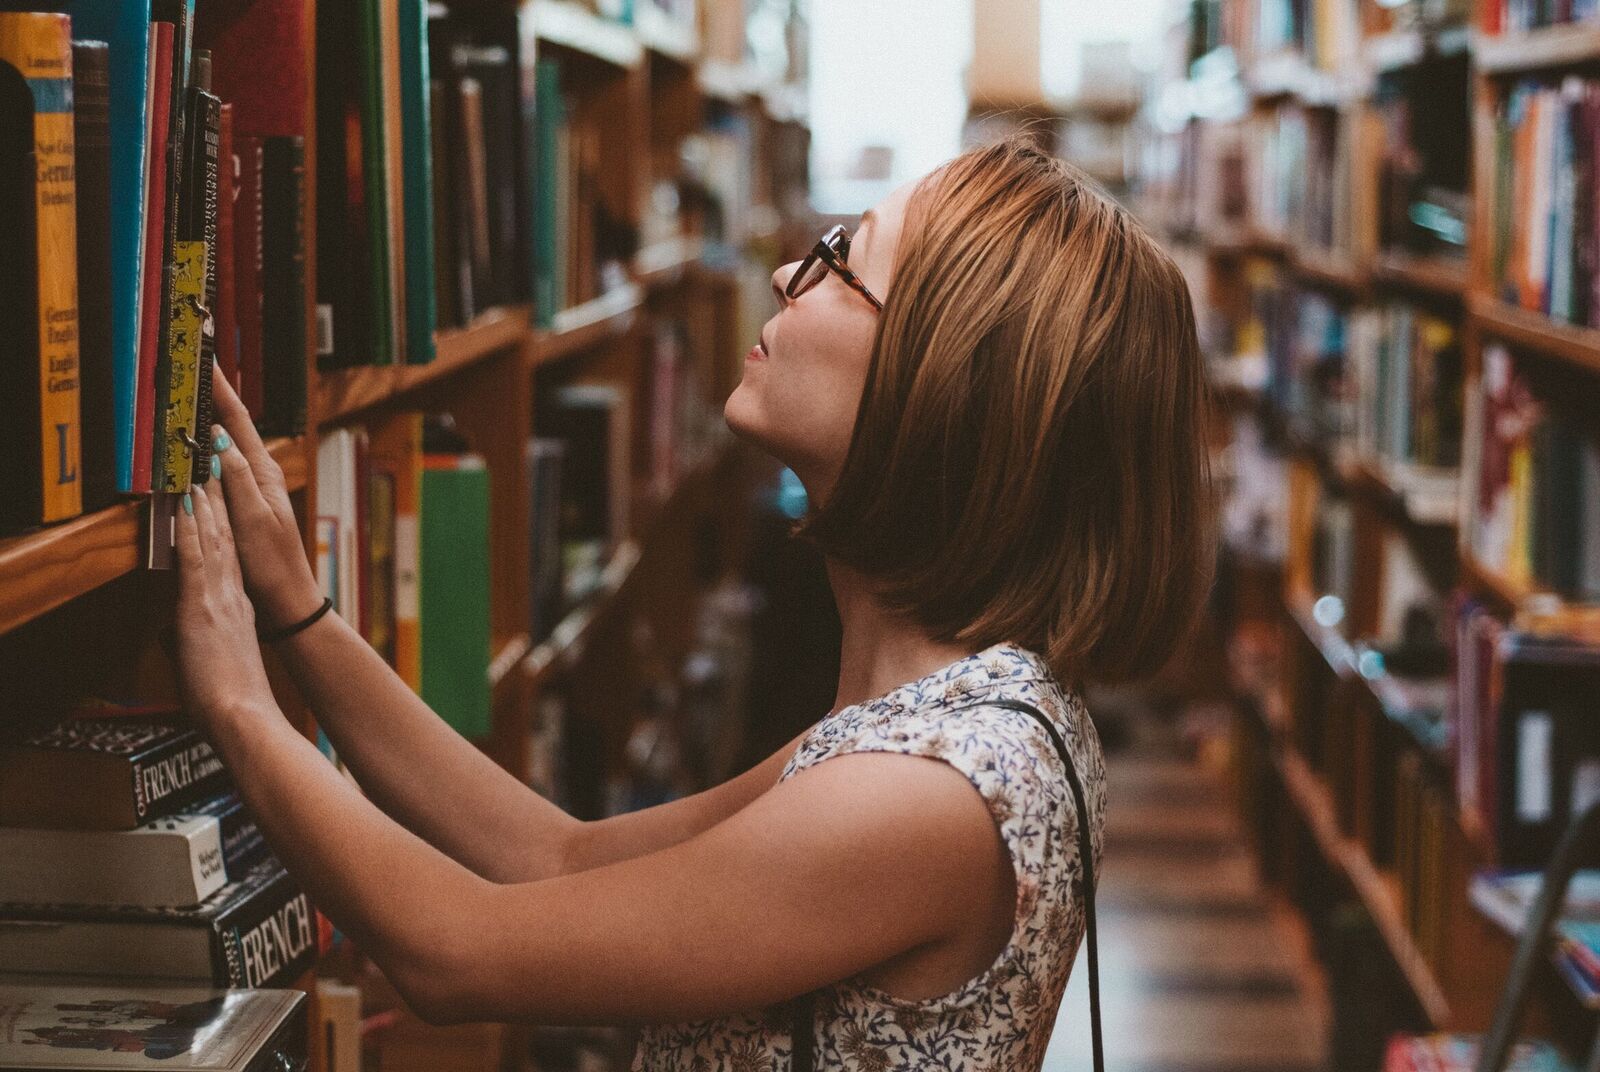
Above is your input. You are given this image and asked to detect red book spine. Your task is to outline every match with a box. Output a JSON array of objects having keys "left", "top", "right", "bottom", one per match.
[
  {"left": 233, "top": 135, "right": 265, "bottom": 419},
  {"left": 215, "top": 102, "right": 239, "bottom": 397},
  {"left": 132, "top": 21, "right": 175, "bottom": 492}
]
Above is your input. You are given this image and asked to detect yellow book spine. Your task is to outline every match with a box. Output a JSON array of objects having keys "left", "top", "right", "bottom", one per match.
[
  {"left": 0, "top": 13, "right": 81, "bottom": 522},
  {"left": 158, "top": 240, "right": 205, "bottom": 491}
]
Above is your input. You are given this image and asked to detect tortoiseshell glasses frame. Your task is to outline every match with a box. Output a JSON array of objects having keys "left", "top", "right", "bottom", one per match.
[{"left": 785, "top": 224, "right": 884, "bottom": 312}]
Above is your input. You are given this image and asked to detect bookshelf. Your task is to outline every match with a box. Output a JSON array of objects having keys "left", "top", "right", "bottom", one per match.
[
  {"left": 0, "top": 1, "right": 811, "bottom": 1069},
  {"left": 1140, "top": 0, "right": 1600, "bottom": 1056}
]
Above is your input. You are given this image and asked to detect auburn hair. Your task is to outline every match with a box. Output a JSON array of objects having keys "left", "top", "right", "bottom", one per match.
[{"left": 793, "top": 136, "right": 1215, "bottom": 685}]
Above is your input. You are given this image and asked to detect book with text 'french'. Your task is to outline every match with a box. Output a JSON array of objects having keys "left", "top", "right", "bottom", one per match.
[
  {"left": 421, "top": 451, "right": 492, "bottom": 739},
  {"left": 0, "top": 12, "right": 82, "bottom": 534},
  {"left": 0, "top": 716, "right": 228, "bottom": 832},
  {"left": 0, "top": 856, "right": 317, "bottom": 989}
]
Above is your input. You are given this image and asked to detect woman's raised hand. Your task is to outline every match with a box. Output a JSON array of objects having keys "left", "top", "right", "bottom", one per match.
[{"left": 209, "top": 367, "right": 325, "bottom": 631}]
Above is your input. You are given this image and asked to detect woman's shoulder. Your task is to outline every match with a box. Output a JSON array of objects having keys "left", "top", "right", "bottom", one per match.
[{"left": 783, "top": 642, "right": 1102, "bottom": 801}]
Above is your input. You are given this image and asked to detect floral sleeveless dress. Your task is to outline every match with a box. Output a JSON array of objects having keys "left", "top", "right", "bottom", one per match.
[{"left": 632, "top": 640, "right": 1107, "bottom": 1071}]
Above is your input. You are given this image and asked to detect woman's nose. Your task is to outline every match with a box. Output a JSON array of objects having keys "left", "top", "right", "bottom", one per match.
[{"left": 772, "top": 263, "right": 798, "bottom": 309}]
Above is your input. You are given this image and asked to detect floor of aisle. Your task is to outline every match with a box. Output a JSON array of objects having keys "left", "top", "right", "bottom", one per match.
[{"left": 1044, "top": 700, "right": 1331, "bottom": 1072}]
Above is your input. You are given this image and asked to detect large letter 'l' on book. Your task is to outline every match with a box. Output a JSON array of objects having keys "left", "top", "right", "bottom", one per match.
[{"left": 0, "top": 12, "right": 82, "bottom": 533}]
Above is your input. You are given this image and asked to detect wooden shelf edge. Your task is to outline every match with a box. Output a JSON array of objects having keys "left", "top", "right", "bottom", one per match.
[
  {"left": 316, "top": 307, "right": 531, "bottom": 426},
  {"left": 1467, "top": 293, "right": 1600, "bottom": 374},
  {"left": 0, "top": 436, "right": 307, "bottom": 636},
  {"left": 1474, "top": 23, "right": 1600, "bottom": 75},
  {"left": 1469, "top": 880, "right": 1600, "bottom": 1011},
  {"left": 531, "top": 285, "right": 644, "bottom": 367},
  {"left": 634, "top": 3, "right": 698, "bottom": 64},
  {"left": 1292, "top": 248, "right": 1368, "bottom": 293},
  {"left": 528, "top": 0, "right": 643, "bottom": 68},
  {"left": 1278, "top": 749, "right": 1453, "bottom": 1027},
  {"left": 1373, "top": 251, "right": 1468, "bottom": 301},
  {"left": 489, "top": 633, "right": 532, "bottom": 689},
  {"left": 634, "top": 236, "right": 705, "bottom": 290}
]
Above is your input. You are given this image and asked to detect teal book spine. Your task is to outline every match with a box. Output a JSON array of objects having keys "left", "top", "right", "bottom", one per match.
[
  {"left": 532, "top": 58, "right": 561, "bottom": 328},
  {"left": 398, "top": 0, "right": 435, "bottom": 365},
  {"left": 67, "top": 1, "right": 152, "bottom": 493},
  {"left": 420, "top": 457, "right": 492, "bottom": 739}
]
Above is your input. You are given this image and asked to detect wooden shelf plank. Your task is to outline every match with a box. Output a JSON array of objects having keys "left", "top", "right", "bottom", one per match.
[
  {"left": 1458, "top": 548, "right": 1531, "bottom": 613},
  {"left": 489, "top": 632, "right": 532, "bottom": 690},
  {"left": 1279, "top": 749, "right": 1453, "bottom": 1027},
  {"left": 1292, "top": 247, "right": 1368, "bottom": 293},
  {"left": 634, "top": 3, "right": 697, "bottom": 64},
  {"left": 315, "top": 307, "right": 530, "bottom": 426},
  {"left": 1475, "top": 23, "right": 1600, "bottom": 74},
  {"left": 1468, "top": 293, "right": 1600, "bottom": 374},
  {"left": 697, "top": 59, "right": 767, "bottom": 104},
  {"left": 634, "top": 236, "right": 704, "bottom": 290},
  {"left": 1373, "top": 251, "right": 1468, "bottom": 301},
  {"left": 0, "top": 436, "right": 306, "bottom": 635},
  {"left": 527, "top": 0, "right": 642, "bottom": 68},
  {"left": 532, "top": 285, "right": 643, "bottom": 367}
]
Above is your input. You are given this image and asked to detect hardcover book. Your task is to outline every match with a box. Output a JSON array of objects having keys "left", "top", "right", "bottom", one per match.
[
  {"left": 72, "top": 40, "right": 117, "bottom": 513},
  {"left": 0, "top": 857, "right": 316, "bottom": 989},
  {"left": 0, "top": 718, "right": 228, "bottom": 831},
  {"left": 0, "top": 792, "right": 268, "bottom": 908},
  {"left": 0, "top": 983, "right": 306, "bottom": 1069},
  {"left": 0, "top": 12, "right": 83, "bottom": 532}
]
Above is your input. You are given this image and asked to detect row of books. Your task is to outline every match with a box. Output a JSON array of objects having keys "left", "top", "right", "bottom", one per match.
[
  {"left": 1491, "top": 77, "right": 1600, "bottom": 329},
  {"left": 1250, "top": 104, "right": 1354, "bottom": 257},
  {"left": 1, "top": 4, "right": 308, "bottom": 536},
  {"left": 1453, "top": 599, "right": 1600, "bottom": 869},
  {"left": 1247, "top": 0, "right": 1362, "bottom": 73},
  {"left": 1471, "top": 868, "right": 1600, "bottom": 1003},
  {"left": 0, "top": 710, "right": 318, "bottom": 989},
  {"left": 1482, "top": 0, "right": 1600, "bottom": 34},
  {"left": 1462, "top": 344, "right": 1600, "bottom": 601}
]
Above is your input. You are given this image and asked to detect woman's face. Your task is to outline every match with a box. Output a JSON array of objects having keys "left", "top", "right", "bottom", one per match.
[{"left": 724, "top": 181, "right": 914, "bottom": 497}]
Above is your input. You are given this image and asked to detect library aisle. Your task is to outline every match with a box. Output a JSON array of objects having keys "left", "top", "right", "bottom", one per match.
[{"left": 1044, "top": 702, "right": 1329, "bottom": 1072}]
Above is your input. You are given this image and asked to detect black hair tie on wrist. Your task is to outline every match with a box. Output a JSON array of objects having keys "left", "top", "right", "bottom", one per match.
[{"left": 258, "top": 597, "right": 334, "bottom": 644}]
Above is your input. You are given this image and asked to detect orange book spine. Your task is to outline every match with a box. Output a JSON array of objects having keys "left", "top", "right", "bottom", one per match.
[
  {"left": 369, "top": 412, "right": 423, "bottom": 692},
  {"left": 0, "top": 12, "right": 81, "bottom": 523}
]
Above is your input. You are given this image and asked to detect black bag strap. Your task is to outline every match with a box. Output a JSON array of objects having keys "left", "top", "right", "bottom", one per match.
[{"left": 791, "top": 696, "right": 1103, "bottom": 1072}]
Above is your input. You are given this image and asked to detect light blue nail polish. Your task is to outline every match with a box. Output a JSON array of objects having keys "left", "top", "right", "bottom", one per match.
[
  {"left": 213, "top": 429, "right": 231, "bottom": 452},
  {"left": 211, "top": 455, "right": 223, "bottom": 480},
  {"left": 181, "top": 493, "right": 193, "bottom": 516}
]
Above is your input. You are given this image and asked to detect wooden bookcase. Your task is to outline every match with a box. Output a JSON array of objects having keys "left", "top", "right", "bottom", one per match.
[
  {"left": 0, "top": 3, "right": 812, "bottom": 1070},
  {"left": 1142, "top": 0, "right": 1600, "bottom": 1054}
]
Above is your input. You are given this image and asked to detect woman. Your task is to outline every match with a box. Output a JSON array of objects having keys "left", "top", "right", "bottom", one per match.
[{"left": 174, "top": 137, "right": 1212, "bottom": 1069}]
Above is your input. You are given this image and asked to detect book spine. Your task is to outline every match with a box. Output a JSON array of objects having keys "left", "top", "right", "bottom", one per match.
[
  {"left": 133, "top": 21, "right": 173, "bottom": 492},
  {"left": 360, "top": 0, "right": 394, "bottom": 365},
  {"left": 67, "top": 2, "right": 153, "bottom": 495},
  {"left": 156, "top": 81, "right": 218, "bottom": 492},
  {"left": 148, "top": 0, "right": 194, "bottom": 493},
  {"left": 214, "top": 865, "right": 318, "bottom": 987},
  {"left": 261, "top": 135, "right": 306, "bottom": 436},
  {"left": 190, "top": 71, "right": 221, "bottom": 485},
  {"left": 127, "top": 733, "right": 228, "bottom": 824},
  {"left": 0, "top": 13, "right": 82, "bottom": 525},
  {"left": 73, "top": 40, "right": 117, "bottom": 513},
  {"left": 399, "top": 0, "right": 437, "bottom": 364},
  {"left": 234, "top": 134, "right": 265, "bottom": 419},
  {"left": 213, "top": 795, "right": 270, "bottom": 877},
  {"left": 215, "top": 103, "right": 239, "bottom": 397}
]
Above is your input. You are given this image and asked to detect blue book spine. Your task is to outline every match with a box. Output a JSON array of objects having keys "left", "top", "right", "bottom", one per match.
[
  {"left": 398, "top": 0, "right": 436, "bottom": 365},
  {"left": 67, "top": 1, "right": 151, "bottom": 493}
]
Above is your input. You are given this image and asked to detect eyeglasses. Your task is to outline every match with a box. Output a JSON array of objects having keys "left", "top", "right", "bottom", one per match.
[{"left": 785, "top": 224, "right": 883, "bottom": 312}]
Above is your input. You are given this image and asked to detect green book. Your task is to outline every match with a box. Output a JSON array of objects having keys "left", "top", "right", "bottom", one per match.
[
  {"left": 398, "top": 0, "right": 436, "bottom": 364},
  {"left": 420, "top": 454, "right": 492, "bottom": 739},
  {"left": 532, "top": 57, "right": 564, "bottom": 328}
]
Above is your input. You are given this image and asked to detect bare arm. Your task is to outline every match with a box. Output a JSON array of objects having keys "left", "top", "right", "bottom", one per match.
[{"left": 210, "top": 369, "right": 807, "bottom": 881}]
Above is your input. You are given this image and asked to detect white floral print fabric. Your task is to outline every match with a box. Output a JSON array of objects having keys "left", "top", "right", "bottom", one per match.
[{"left": 632, "top": 640, "right": 1107, "bottom": 1071}]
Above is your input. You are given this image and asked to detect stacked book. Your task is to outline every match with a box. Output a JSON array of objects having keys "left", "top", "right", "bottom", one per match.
[
  {"left": 0, "top": 4, "right": 311, "bottom": 538},
  {"left": 1384, "top": 1034, "right": 1573, "bottom": 1072},
  {"left": 1471, "top": 869, "right": 1600, "bottom": 1006},
  {"left": 0, "top": 711, "right": 318, "bottom": 989}
]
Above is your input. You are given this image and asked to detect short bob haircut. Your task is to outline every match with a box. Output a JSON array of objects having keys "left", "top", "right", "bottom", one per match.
[{"left": 794, "top": 136, "right": 1215, "bottom": 686}]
